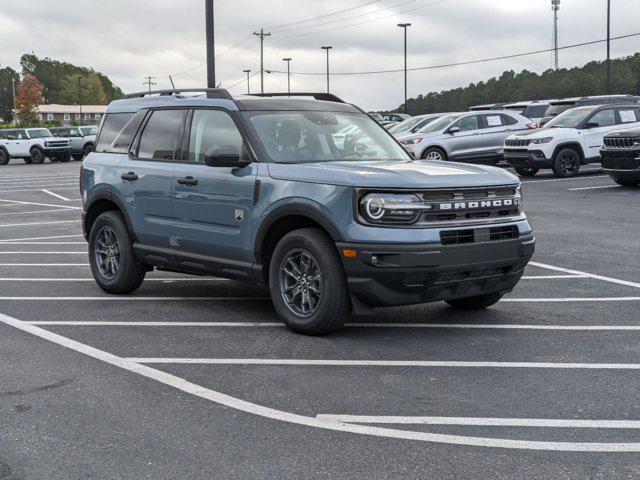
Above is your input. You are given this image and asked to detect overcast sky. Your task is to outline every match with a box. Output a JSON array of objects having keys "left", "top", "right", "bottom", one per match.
[{"left": 1, "top": 0, "right": 638, "bottom": 110}]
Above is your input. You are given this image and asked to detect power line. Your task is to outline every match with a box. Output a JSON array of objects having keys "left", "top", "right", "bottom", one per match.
[
  {"left": 271, "top": 0, "right": 450, "bottom": 39},
  {"left": 226, "top": 70, "right": 260, "bottom": 90},
  {"left": 265, "top": 32, "right": 640, "bottom": 76},
  {"left": 263, "top": 0, "right": 385, "bottom": 31}
]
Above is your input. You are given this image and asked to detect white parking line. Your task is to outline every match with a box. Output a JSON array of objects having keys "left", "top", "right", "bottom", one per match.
[
  {"left": 0, "top": 264, "right": 89, "bottom": 266},
  {"left": 0, "top": 242, "right": 86, "bottom": 245},
  {"left": 41, "top": 189, "right": 72, "bottom": 201},
  {"left": 26, "top": 321, "right": 640, "bottom": 331},
  {"left": 0, "top": 219, "right": 80, "bottom": 228},
  {"left": 3, "top": 277, "right": 228, "bottom": 282},
  {"left": 127, "top": 358, "right": 640, "bottom": 370},
  {"left": 521, "top": 175, "right": 608, "bottom": 184},
  {"left": 0, "top": 208, "right": 80, "bottom": 217},
  {"left": 531, "top": 261, "right": 640, "bottom": 290},
  {"left": 316, "top": 415, "right": 640, "bottom": 429},
  {"left": 0, "top": 296, "right": 269, "bottom": 300},
  {"left": 0, "top": 199, "right": 81, "bottom": 210},
  {"left": 521, "top": 275, "right": 587, "bottom": 279},
  {"left": 569, "top": 185, "right": 618, "bottom": 191},
  {"left": 502, "top": 297, "right": 640, "bottom": 302},
  {"left": 0, "top": 251, "right": 85, "bottom": 254},
  {"left": 0, "top": 181, "right": 79, "bottom": 188},
  {"left": 0, "top": 186, "right": 78, "bottom": 194},
  {"left": 0, "top": 234, "right": 84, "bottom": 242},
  {"left": 1, "top": 312, "right": 637, "bottom": 452}
]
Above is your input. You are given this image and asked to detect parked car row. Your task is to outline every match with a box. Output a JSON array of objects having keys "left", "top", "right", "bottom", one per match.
[{"left": 0, "top": 126, "right": 97, "bottom": 165}]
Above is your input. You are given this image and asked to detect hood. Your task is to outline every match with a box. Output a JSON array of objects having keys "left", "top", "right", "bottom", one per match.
[
  {"left": 510, "top": 126, "right": 574, "bottom": 138},
  {"left": 267, "top": 160, "right": 518, "bottom": 189}
]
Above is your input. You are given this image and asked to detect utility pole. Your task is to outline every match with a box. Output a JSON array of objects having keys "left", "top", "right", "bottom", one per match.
[
  {"left": 253, "top": 29, "right": 271, "bottom": 93},
  {"left": 243, "top": 69, "right": 251, "bottom": 94},
  {"left": 282, "top": 58, "right": 292, "bottom": 96},
  {"left": 143, "top": 76, "right": 156, "bottom": 93},
  {"left": 397, "top": 23, "right": 411, "bottom": 114},
  {"left": 77, "top": 76, "right": 83, "bottom": 126},
  {"left": 606, "top": 0, "right": 611, "bottom": 94},
  {"left": 321, "top": 46, "right": 332, "bottom": 93},
  {"left": 11, "top": 77, "right": 16, "bottom": 124},
  {"left": 551, "top": 0, "right": 560, "bottom": 70},
  {"left": 205, "top": 0, "right": 216, "bottom": 88}
]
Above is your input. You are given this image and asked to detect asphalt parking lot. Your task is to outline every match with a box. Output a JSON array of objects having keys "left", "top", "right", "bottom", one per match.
[{"left": 1, "top": 159, "right": 640, "bottom": 479}]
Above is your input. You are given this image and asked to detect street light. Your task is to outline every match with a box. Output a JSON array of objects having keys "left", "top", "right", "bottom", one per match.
[
  {"left": 243, "top": 69, "right": 251, "bottom": 94},
  {"left": 321, "top": 46, "right": 332, "bottom": 93},
  {"left": 397, "top": 23, "right": 411, "bottom": 114},
  {"left": 606, "top": 0, "right": 611, "bottom": 93},
  {"left": 282, "top": 58, "right": 292, "bottom": 96}
]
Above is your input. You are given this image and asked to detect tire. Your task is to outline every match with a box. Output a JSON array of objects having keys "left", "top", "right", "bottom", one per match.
[
  {"left": 445, "top": 292, "right": 503, "bottom": 310},
  {"left": 23, "top": 157, "right": 33, "bottom": 164},
  {"left": 612, "top": 176, "right": 640, "bottom": 187},
  {"left": 83, "top": 143, "right": 95, "bottom": 157},
  {"left": 421, "top": 147, "right": 446, "bottom": 161},
  {"left": 552, "top": 148, "right": 581, "bottom": 177},
  {"left": 57, "top": 152, "right": 71, "bottom": 163},
  {"left": 514, "top": 166, "right": 539, "bottom": 177},
  {"left": 30, "top": 147, "right": 45, "bottom": 164},
  {"left": 88, "top": 210, "right": 145, "bottom": 294},
  {"left": 72, "top": 153, "right": 84, "bottom": 161},
  {"left": 0, "top": 148, "right": 9, "bottom": 166},
  {"left": 269, "top": 227, "right": 351, "bottom": 335}
]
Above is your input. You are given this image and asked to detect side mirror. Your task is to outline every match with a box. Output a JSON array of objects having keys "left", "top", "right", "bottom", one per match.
[
  {"left": 204, "top": 146, "right": 250, "bottom": 168},
  {"left": 583, "top": 122, "right": 599, "bottom": 129},
  {"left": 447, "top": 126, "right": 460, "bottom": 134}
]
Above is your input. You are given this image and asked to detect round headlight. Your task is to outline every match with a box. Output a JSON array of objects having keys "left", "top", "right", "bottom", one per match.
[{"left": 365, "top": 197, "right": 385, "bottom": 220}]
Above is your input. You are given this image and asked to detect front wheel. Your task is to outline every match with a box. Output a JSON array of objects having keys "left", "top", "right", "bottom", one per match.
[
  {"left": 269, "top": 228, "right": 351, "bottom": 335},
  {"left": 23, "top": 157, "right": 33, "bottom": 164},
  {"left": 30, "top": 147, "right": 45, "bottom": 164},
  {"left": 0, "top": 149, "right": 9, "bottom": 165},
  {"left": 552, "top": 148, "right": 581, "bottom": 177},
  {"left": 421, "top": 147, "right": 446, "bottom": 161},
  {"left": 88, "top": 211, "right": 145, "bottom": 294},
  {"left": 445, "top": 292, "right": 503, "bottom": 310},
  {"left": 514, "top": 166, "right": 539, "bottom": 177}
]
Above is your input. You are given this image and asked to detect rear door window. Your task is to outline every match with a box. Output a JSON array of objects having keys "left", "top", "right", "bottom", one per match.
[
  {"left": 136, "top": 109, "right": 185, "bottom": 161},
  {"left": 109, "top": 110, "right": 148, "bottom": 154},
  {"left": 96, "top": 113, "right": 135, "bottom": 152},
  {"left": 617, "top": 109, "right": 639, "bottom": 124}
]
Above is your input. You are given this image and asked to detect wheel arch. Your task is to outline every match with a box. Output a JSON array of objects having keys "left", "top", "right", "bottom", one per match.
[
  {"left": 552, "top": 142, "right": 585, "bottom": 163},
  {"left": 84, "top": 190, "right": 136, "bottom": 241},
  {"left": 420, "top": 144, "right": 448, "bottom": 160}
]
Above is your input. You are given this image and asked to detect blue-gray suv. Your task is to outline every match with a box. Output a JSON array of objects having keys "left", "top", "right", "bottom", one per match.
[{"left": 81, "top": 88, "right": 535, "bottom": 335}]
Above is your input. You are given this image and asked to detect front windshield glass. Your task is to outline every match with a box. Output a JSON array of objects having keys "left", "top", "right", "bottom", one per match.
[
  {"left": 28, "top": 128, "right": 52, "bottom": 139},
  {"left": 388, "top": 116, "right": 424, "bottom": 134},
  {"left": 544, "top": 107, "right": 594, "bottom": 128},
  {"left": 544, "top": 104, "right": 572, "bottom": 118},
  {"left": 246, "top": 111, "right": 411, "bottom": 164},
  {"left": 80, "top": 126, "right": 97, "bottom": 136},
  {"left": 417, "top": 114, "right": 460, "bottom": 134}
]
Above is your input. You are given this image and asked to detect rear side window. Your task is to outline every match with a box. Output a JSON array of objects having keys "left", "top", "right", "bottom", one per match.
[
  {"left": 137, "top": 109, "right": 185, "bottom": 160},
  {"left": 618, "top": 109, "right": 640, "bottom": 124},
  {"left": 0, "top": 131, "right": 7, "bottom": 140},
  {"left": 500, "top": 114, "right": 519, "bottom": 125},
  {"left": 96, "top": 113, "right": 134, "bottom": 153}
]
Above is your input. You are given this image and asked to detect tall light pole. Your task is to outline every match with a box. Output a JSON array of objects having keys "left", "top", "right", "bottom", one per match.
[
  {"left": 321, "top": 46, "right": 332, "bottom": 93},
  {"left": 282, "top": 58, "right": 292, "bottom": 96},
  {"left": 551, "top": 0, "right": 560, "bottom": 70},
  {"left": 606, "top": 0, "right": 611, "bottom": 93},
  {"left": 397, "top": 23, "right": 411, "bottom": 114},
  {"left": 11, "top": 77, "right": 17, "bottom": 124},
  {"left": 205, "top": 0, "right": 216, "bottom": 88},
  {"left": 77, "top": 76, "right": 83, "bottom": 126},
  {"left": 243, "top": 69, "right": 251, "bottom": 94}
]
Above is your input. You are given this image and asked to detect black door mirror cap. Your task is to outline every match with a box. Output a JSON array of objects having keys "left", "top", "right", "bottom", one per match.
[{"left": 204, "top": 146, "right": 250, "bottom": 168}]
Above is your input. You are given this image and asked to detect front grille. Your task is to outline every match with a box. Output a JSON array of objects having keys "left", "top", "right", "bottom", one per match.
[
  {"left": 440, "top": 225, "right": 519, "bottom": 245},
  {"left": 603, "top": 137, "right": 639, "bottom": 149},
  {"left": 46, "top": 140, "right": 69, "bottom": 147},
  {"left": 435, "top": 266, "right": 513, "bottom": 284},
  {"left": 505, "top": 138, "right": 531, "bottom": 147}
]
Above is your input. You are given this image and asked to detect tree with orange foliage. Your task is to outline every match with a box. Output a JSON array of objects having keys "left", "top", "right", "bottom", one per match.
[{"left": 15, "top": 71, "right": 44, "bottom": 125}]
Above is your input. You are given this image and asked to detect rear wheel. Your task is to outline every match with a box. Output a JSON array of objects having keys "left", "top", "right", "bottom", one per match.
[
  {"left": 611, "top": 176, "right": 640, "bottom": 187},
  {"left": 57, "top": 152, "right": 71, "bottom": 163},
  {"left": 88, "top": 211, "right": 145, "bottom": 294},
  {"left": 514, "top": 166, "right": 539, "bottom": 177},
  {"left": 421, "top": 147, "right": 446, "bottom": 161},
  {"left": 446, "top": 292, "right": 503, "bottom": 310},
  {"left": 269, "top": 228, "right": 351, "bottom": 335},
  {"left": 552, "top": 148, "right": 581, "bottom": 177},
  {"left": 23, "top": 157, "right": 33, "bottom": 164},
  {"left": 72, "top": 153, "right": 84, "bottom": 161},
  {"left": 0, "top": 149, "right": 9, "bottom": 165},
  {"left": 83, "top": 143, "right": 95, "bottom": 157},
  {"left": 30, "top": 147, "right": 45, "bottom": 164}
]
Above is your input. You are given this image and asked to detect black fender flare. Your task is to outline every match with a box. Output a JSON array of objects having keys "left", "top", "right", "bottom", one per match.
[
  {"left": 253, "top": 203, "right": 343, "bottom": 262},
  {"left": 84, "top": 189, "right": 137, "bottom": 241},
  {"left": 552, "top": 142, "right": 585, "bottom": 163}
]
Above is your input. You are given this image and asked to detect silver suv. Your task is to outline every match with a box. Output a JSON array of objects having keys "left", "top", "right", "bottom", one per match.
[
  {"left": 400, "top": 111, "right": 533, "bottom": 164},
  {"left": 50, "top": 126, "right": 98, "bottom": 161}
]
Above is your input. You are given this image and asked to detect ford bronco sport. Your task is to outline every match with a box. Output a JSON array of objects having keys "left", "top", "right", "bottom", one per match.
[{"left": 81, "top": 88, "right": 535, "bottom": 335}]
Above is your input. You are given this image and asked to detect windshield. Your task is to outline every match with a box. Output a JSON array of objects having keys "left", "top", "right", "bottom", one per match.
[
  {"left": 544, "top": 104, "right": 573, "bottom": 118},
  {"left": 80, "top": 126, "right": 97, "bottom": 136},
  {"left": 417, "top": 114, "right": 461, "bottom": 134},
  {"left": 545, "top": 107, "right": 595, "bottom": 128},
  {"left": 28, "top": 128, "right": 52, "bottom": 139},
  {"left": 245, "top": 111, "right": 411, "bottom": 164},
  {"left": 388, "top": 116, "right": 425, "bottom": 134}
]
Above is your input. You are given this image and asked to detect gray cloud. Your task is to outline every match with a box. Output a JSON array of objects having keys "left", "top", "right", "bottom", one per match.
[{"left": 1, "top": 0, "right": 637, "bottom": 110}]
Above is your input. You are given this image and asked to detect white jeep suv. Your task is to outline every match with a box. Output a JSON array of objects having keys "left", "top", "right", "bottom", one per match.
[
  {"left": 0, "top": 128, "right": 71, "bottom": 165},
  {"left": 504, "top": 104, "right": 640, "bottom": 177}
]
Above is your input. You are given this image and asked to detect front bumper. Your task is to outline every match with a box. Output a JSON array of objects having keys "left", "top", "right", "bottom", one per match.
[
  {"left": 337, "top": 234, "right": 535, "bottom": 307},
  {"left": 600, "top": 150, "right": 640, "bottom": 173},
  {"left": 504, "top": 149, "right": 551, "bottom": 169},
  {"left": 44, "top": 146, "right": 71, "bottom": 156}
]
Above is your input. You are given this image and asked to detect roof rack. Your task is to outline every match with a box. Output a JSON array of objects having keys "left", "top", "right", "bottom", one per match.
[
  {"left": 248, "top": 92, "right": 346, "bottom": 103},
  {"left": 124, "top": 88, "right": 234, "bottom": 100}
]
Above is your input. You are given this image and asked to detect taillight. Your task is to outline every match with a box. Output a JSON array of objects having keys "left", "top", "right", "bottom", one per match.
[{"left": 526, "top": 123, "right": 538, "bottom": 129}]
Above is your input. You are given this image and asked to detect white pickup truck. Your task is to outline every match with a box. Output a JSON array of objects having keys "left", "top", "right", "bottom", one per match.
[
  {"left": 49, "top": 126, "right": 97, "bottom": 161},
  {"left": 0, "top": 128, "right": 71, "bottom": 165}
]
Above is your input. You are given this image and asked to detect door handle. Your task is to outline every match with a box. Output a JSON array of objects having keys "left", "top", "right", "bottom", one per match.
[
  {"left": 121, "top": 172, "right": 138, "bottom": 181},
  {"left": 177, "top": 176, "right": 198, "bottom": 186}
]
